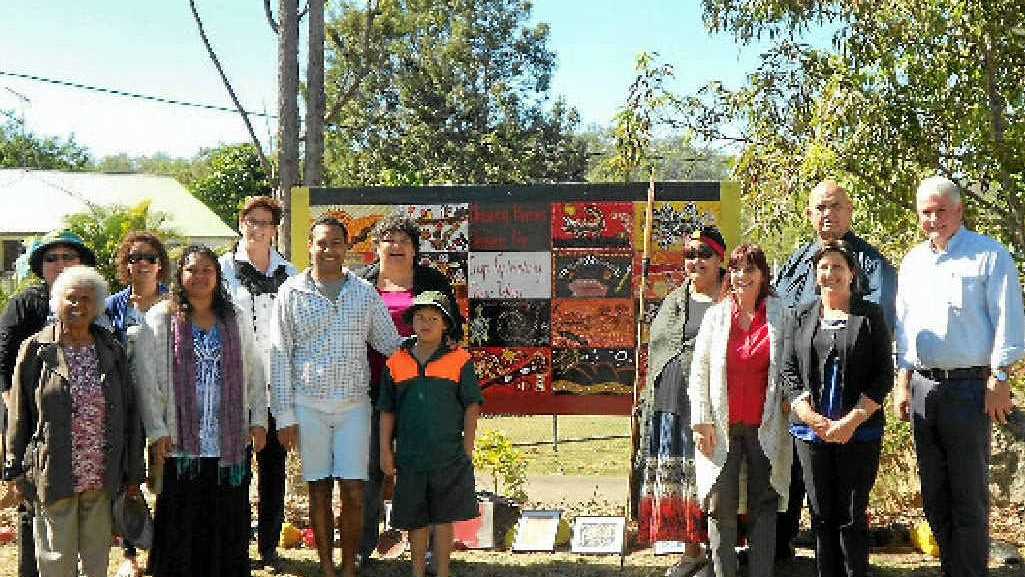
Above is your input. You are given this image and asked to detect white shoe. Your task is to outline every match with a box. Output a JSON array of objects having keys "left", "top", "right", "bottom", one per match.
[{"left": 665, "top": 555, "right": 707, "bottom": 577}]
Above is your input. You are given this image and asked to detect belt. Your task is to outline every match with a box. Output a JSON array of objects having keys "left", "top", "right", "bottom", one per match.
[{"left": 915, "top": 366, "right": 990, "bottom": 381}]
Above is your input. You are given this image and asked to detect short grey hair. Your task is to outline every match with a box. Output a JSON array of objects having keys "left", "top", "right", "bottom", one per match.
[
  {"left": 49, "top": 265, "right": 110, "bottom": 320},
  {"left": 916, "top": 175, "right": 962, "bottom": 206}
]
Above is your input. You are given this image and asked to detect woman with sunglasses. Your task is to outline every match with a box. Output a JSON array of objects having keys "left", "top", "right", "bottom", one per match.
[
  {"left": 134, "top": 246, "right": 267, "bottom": 577},
  {"left": 780, "top": 241, "right": 891, "bottom": 577},
  {"left": 636, "top": 226, "right": 726, "bottom": 577},
  {"left": 103, "top": 231, "right": 170, "bottom": 577},
  {"left": 689, "top": 244, "right": 792, "bottom": 577}
]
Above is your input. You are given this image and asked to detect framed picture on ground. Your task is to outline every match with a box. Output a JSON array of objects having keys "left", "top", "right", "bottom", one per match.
[
  {"left": 511, "top": 510, "right": 561, "bottom": 552},
  {"left": 570, "top": 516, "right": 626, "bottom": 555},
  {"left": 653, "top": 540, "right": 687, "bottom": 555}
]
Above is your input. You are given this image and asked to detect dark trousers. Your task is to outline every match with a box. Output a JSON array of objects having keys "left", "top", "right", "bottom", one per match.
[
  {"left": 18, "top": 504, "right": 37, "bottom": 577},
  {"left": 911, "top": 373, "right": 991, "bottom": 577},
  {"left": 708, "top": 424, "right": 779, "bottom": 577},
  {"left": 256, "top": 410, "right": 287, "bottom": 559},
  {"left": 796, "top": 438, "right": 881, "bottom": 577},
  {"left": 361, "top": 408, "right": 384, "bottom": 557},
  {"left": 777, "top": 440, "right": 806, "bottom": 555}
]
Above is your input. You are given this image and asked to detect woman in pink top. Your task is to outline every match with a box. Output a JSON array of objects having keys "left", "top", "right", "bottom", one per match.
[{"left": 357, "top": 214, "right": 463, "bottom": 562}]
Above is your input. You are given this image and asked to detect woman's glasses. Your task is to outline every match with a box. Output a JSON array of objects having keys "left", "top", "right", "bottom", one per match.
[
  {"left": 42, "top": 252, "right": 80, "bottom": 263},
  {"left": 127, "top": 253, "right": 159, "bottom": 265},
  {"left": 684, "top": 246, "right": 715, "bottom": 260}
]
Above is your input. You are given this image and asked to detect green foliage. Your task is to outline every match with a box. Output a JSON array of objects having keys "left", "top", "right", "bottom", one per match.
[
  {"left": 687, "top": 0, "right": 1025, "bottom": 266},
  {"left": 188, "top": 144, "right": 272, "bottom": 231},
  {"left": 0, "top": 110, "right": 91, "bottom": 170},
  {"left": 472, "top": 430, "right": 528, "bottom": 502},
  {"left": 583, "top": 129, "right": 733, "bottom": 183},
  {"left": 95, "top": 152, "right": 200, "bottom": 188},
  {"left": 323, "top": 0, "right": 587, "bottom": 185},
  {"left": 63, "top": 201, "right": 181, "bottom": 290}
]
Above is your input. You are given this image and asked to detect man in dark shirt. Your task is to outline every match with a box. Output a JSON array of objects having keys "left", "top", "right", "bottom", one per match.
[{"left": 772, "top": 180, "right": 897, "bottom": 561}]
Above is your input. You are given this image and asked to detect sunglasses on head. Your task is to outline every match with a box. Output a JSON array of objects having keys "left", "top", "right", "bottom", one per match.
[
  {"left": 127, "top": 253, "right": 159, "bottom": 265},
  {"left": 42, "top": 253, "right": 80, "bottom": 264},
  {"left": 684, "top": 246, "right": 716, "bottom": 260}
]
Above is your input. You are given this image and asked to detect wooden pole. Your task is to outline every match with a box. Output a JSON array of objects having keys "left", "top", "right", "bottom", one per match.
[{"left": 628, "top": 166, "right": 656, "bottom": 526}]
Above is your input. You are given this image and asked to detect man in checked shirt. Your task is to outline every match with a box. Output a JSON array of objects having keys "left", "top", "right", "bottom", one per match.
[{"left": 271, "top": 216, "right": 401, "bottom": 577}]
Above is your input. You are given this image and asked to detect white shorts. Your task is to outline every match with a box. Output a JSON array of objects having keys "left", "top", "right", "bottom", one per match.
[{"left": 295, "top": 401, "right": 371, "bottom": 482}]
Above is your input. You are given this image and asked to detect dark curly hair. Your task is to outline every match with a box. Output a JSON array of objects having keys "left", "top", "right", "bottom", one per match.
[
  {"left": 369, "top": 213, "right": 422, "bottom": 261},
  {"left": 172, "top": 245, "right": 234, "bottom": 320},
  {"left": 721, "top": 243, "right": 776, "bottom": 304},
  {"left": 115, "top": 231, "right": 171, "bottom": 284},
  {"left": 812, "top": 239, "right": 863, "bottom": 296}
]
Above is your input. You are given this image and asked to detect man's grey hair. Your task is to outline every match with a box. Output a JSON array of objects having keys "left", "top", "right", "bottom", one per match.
[
  {"left": 49, "top": 265, "right": 110, "bottom": 320},
  {"left": 916, "top": 175, "right": 962, "bottom": 206}
]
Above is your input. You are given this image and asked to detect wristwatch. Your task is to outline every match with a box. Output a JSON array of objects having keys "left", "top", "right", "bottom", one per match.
[{"left": 993, "top": 368, "right": 1009, "bottom": 382}]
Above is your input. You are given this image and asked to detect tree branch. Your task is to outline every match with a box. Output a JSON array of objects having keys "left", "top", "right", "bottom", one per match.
[
  {"left": 264, "top": 0, "right": 279, "bottom": 33},
  {"left": 189, "top": 0, "right": 270, "bottom": 171},
  {"left": 324, "top": 0, "right": 379, "bottom": 124}
]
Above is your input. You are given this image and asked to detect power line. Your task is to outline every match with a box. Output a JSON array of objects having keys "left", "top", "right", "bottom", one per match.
[{"left": 0, "top": 70, "right": 277, "bottom": 119}]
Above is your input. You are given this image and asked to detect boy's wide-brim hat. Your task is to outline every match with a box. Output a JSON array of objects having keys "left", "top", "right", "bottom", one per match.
[
  {"left": 402, "top": 290, "right": 456, "bottom": 328},
  {"left": 112, "top": 491, "right": 154, "bottom": 550},
  {"left": 27, "top": 229, "right": 96, "bottom": 279}
]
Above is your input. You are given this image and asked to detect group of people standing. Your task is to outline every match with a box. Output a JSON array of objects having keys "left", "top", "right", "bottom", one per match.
[
  {"left": 0, "top": 196, "right": 481, "bottom": 577},
  {"left": 637, "top": 176, "right": 1024, "bottom": 577}
]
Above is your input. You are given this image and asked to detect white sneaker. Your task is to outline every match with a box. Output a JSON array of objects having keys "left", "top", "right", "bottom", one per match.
[{"left": 665, "top": 555, "right": 707, "bottom": 577}]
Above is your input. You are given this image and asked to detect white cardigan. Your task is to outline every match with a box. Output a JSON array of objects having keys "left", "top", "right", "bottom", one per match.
[
  {"left": 133, "top": 300, "right": 269, "bottom": 445},
  {"left": 688, "top": 296, "right": 792, "bottom": 512}
]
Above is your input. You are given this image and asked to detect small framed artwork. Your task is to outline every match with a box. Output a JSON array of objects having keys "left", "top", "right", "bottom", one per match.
[
  {"left": 570, "top": 516, "right": 626, "bottom": 555},
  {"left": 653, "top": 540, "right": 687, "bottom": 555},
  {"left": 453, "top": 500, "right": 495, "bottom": 549},
  {"left": 511, "top": 510, "right": 561, "bottom": 552}
]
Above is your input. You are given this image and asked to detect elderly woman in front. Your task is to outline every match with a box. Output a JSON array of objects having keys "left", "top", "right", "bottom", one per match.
[
  {"left": 134, "top": 245, "right": 267, "bottom": 577},
  {"left": 689, "top": 244, "right": 791, "bottom": 577},
  {"left": 5, "top": 265, "right": 145, "bottom": 577}
]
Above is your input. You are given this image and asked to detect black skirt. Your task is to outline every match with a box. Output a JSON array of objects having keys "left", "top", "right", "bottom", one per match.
[{"left": 147, "top": 456, "right": 252, "bottom": 577}]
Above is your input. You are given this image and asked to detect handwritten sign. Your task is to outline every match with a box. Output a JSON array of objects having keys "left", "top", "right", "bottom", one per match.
[
  {"left": 470, "top": 201, "right": 550, "bottom": 251},
  {"left": 468, "top": 252, "right": 551, "bottom": 299}
]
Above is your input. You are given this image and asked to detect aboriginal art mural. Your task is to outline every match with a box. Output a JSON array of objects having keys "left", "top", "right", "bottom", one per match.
[{"left": 296, "top": 182, "right": 738, "bottom": 415}]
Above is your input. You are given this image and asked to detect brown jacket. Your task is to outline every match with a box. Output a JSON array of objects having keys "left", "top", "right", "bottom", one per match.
[{"left": 4, "top": 323, "right": 145, "bottom": 506}]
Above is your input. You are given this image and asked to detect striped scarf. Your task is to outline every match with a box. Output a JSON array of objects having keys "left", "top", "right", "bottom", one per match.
[{"left": 172, "top": 311, "right": 246, "bottom": 485}]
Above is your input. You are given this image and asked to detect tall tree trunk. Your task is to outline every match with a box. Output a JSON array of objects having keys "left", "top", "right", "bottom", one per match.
[
  {"left": 277, "top": 0, "right": 300, "bottom": 257},
  {"left": 304, "top": 0, "right": 326, "bottom": 187}
]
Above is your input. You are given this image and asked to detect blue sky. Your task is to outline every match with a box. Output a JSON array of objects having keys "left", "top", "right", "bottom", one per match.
[{"left": 0, "top": 1, "right": 767, "bottom": 159}]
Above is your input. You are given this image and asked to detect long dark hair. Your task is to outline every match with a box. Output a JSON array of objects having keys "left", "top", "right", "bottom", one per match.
[
  {"left": 172, "top": 245, "right": 234, "bottom": 319},
  {"left": 721, "top": 243, "right": 775, "bottom": 304}
]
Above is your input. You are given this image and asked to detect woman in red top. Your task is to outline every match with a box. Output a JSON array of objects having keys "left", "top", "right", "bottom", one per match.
[{"left": 688, "top": 244, "right": 792, "bottom": 577}]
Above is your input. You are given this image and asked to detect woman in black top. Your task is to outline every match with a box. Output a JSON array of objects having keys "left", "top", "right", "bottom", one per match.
[{"left": 780, "top": 240, "right": 892, "bottom": 577}]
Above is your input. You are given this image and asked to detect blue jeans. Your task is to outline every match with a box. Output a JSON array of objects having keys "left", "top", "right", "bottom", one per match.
[{"left": 911, "top": 372, "right": 990, "bottom": 577}]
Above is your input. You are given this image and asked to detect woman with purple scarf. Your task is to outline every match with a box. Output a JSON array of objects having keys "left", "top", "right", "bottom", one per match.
[{"left": 134, "top": 245, "right": 268, "bottom": 577}]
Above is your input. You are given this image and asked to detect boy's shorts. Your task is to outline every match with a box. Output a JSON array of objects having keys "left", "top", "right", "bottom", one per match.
[
  {"left": 295, "top": 401, "right": 370, "bottom": 482},
  {"left": 390, "top": 456, "right": 478, "bottom": 530}
]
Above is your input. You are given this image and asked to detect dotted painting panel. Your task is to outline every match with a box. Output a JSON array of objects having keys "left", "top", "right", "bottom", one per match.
[
  {"left": 634, "top": 201, "right": 722, "bottom": 264},
  {"left": 550, "top": 298, "right": 635, "bottom": 349},
  {"left": 467, "top": 299, "right": 551, "bottom": 348},
  {"left": 552, "top": 348, "right": 635, "bottom": 395},
  {"left": 552, "top": 202, "right": 634, "bottom": 248},
  {"left": 470, "top": 347, "right": 552, "bottom": 397},
  {"left": 396, "top": 204, "right": 470, "bottom": 252},
  {"left": 553, "top": 250, "right": 634, "bottom": 299},
  {"left": 312, "top": 204, "right": 397, "bottom": 254}
]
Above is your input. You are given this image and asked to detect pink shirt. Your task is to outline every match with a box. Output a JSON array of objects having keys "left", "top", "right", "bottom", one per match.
[{"left": 369, "top": 290, "right": 415, "bottom": 399}]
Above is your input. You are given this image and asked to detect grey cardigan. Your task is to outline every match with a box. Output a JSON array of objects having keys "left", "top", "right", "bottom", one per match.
[{"left": 133, "top": 301, "right": 268, "bottom": 447}]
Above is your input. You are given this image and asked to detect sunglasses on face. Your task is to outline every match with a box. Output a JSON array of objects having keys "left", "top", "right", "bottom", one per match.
[
  {"left": 244, "top": 218, "right": 276, "bottom": 228},
  {"left": 42, "top": 253, "right": 80, "bottom": 264},
  {"left": 684, "top": 246, "right": 716, "bottom": 260},
  {"left": 127, "top": 253, "right": 159, "bottom": 265}
]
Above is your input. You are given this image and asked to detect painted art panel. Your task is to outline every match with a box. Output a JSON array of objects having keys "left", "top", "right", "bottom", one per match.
[
  {"left": 634, "top": 201, "right": 722, "bottom": 264},
  {"left": 467, "top": 252, "right": 551, "bottom": 299},
  {"left": 552, "top": 202, "right": 634, "bottom": 248},
  {"left": 470, "top": 201, "right": 550, "bottom": 251},
  {"left": 550, "top": 299, "right": 634, "bottom": 349},
  {"left": 470, "top": 347, "right": 551, "bottom": 396},
  {"left": 552, "top": 348, "right": 635, "bottom": 395},
  {"left": 417, "top": 252, "right": 469, "bottom": 299},
  {"left": 634, "top": 252, "right": 686, "bottom": 300},
  {"left": 553, "top": 251, "right": 633, "bottom": 299},
  {"left": 313, "top": 204, "right": 397, "bottom": 254},
  {"left": 467, "top": 299, "right": 551, "bottom": 347},
  {"left": 397, "top": 204, "right": 470, "bottom": 252}
]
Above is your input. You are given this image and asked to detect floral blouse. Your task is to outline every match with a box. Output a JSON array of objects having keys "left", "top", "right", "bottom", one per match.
[
  {"left": 194, "top": 325, "right": 223, "bottom": 457},
  {"left": 65, "top": 344, "right": 106, "bottom": 493}
]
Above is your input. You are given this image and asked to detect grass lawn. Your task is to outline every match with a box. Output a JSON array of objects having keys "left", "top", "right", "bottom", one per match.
[{"left": 478, "top": 415, "right": 631, "bottom": 477}]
